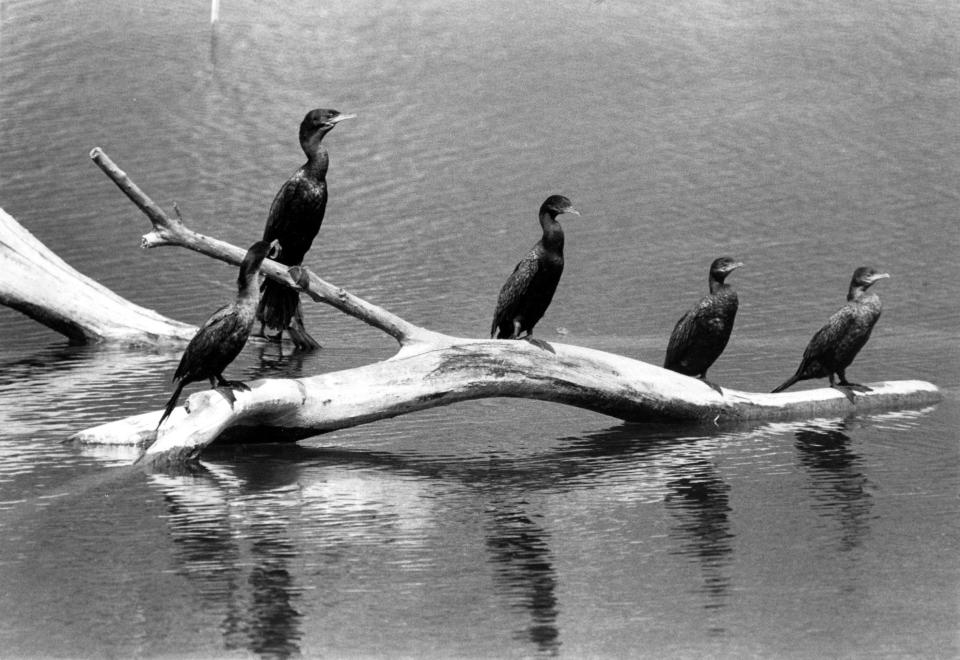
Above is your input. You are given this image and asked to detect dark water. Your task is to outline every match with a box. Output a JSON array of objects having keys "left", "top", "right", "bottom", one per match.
[{"left": 1, "top": 0, "right": 958, "bottom": 657}]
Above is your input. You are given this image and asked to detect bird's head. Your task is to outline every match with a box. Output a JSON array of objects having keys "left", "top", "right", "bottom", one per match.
[
  {"left": 540, "top": 195, "right": 580, "bottom": 219},
  {"left": 237, "top": 240, "right": 278, "bottom": 288},
  {"left": 709, "top": 256, "right": 743, "bottom": 282},
  {"left": 850, "top": 266, "right": 890, "bottom": 290},
  {"left": 299, "top": 108, "right": 355, "bottom": 147}
]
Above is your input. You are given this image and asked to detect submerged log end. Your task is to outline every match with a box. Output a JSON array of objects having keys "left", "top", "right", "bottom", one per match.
[
  {"left": 136, "top": 379, "right": 313, "bottom": 466},
  {"left": 726, "top": 379, "right": 943, "bottom": 421},
  {"left": 68, "top": 410, "right": 161, "bottom": 447}
]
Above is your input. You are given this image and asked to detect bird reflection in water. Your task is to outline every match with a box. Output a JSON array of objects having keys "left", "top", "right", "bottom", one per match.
[
  {"left": 245, "top": 536, "right": 301, "bottom": 657},
  {"left": 253, "top": 340, "right": 309, "bottom": 376},
  {"left": 664, "top": 458, "right": 734, "bottom": 624},
  {"left": 151, "top": 465, "right": 304, "bottom": 658},
  {"left": 143, "top": 424, "right": 771, "bottom": 657},
  {"left": 794, "top": 421, "right": 873, "bottom": 554},
  {"left": 485, "top": 503, "right": 560, "bottom": 656}
]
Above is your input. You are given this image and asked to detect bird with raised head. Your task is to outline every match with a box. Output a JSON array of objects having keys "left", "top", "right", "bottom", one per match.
[
  {"left": 772, "top": 266, "right": 889, "bottom": 393},
  {"left": 257, "top": 107, "right": 354, "bottom": 350},
  {"left": 664, "top": 256, "right": 743, "bottom": 386},
  {"left": 490, "top": 195, "right": 580, "bottom": 344},
  {"left": 157, "top": 240, "right": 280, "bottom": 429}
]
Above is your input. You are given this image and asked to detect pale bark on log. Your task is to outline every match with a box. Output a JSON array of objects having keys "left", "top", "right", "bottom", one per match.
[
  {"left": 71, "top": 346, "right": 940, "bottom": 469},
  {"left": 0, "top": 149, "right": 942, "bottom": 468},
  {"left": 0, "top": 207, "right": 195, "bottom": 345}
]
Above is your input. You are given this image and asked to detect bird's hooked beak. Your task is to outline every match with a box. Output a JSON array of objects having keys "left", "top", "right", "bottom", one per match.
[
  {"left": 726, "top": 261, "right": 744, "bottom": 273},
  {"left": 326, "top": 112, "right": 356, "bottom": 126},
  {"left": 268, "top": 239, "right": 282, "bottom": 260},
  {"left": 564, "top": 207, "right": 581, "bottom": 217},
  {"left": 868, "top": 272, "right": 890, "bottom": 284}
]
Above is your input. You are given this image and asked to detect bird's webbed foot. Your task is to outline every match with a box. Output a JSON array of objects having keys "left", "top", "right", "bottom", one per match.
[
  {"left": 215, "top": 387, "right": 238, "bottom": 408},
  {"left": 214, "top": 376, "right": 249, "bottom": 408},
  {"left": 836, "top": 371, "right": 871, "bottom": 393},
  {"left": 286, "top": 311, "right": 321, "bottom": 351},
  {"left": 253, "top": 325, "right": 284, "bottom": 343},
  {"left": 523, "top": 336, "right": 556, "bottom": 354},
  {"left": 288, "top": 330, "right": 321, "bottom": 351},
  {"left": 838, "top": 380, "right": 871, "bottom": 393},
  {"left": 829, "top": 381, "right": 859, "bottom": 403}
]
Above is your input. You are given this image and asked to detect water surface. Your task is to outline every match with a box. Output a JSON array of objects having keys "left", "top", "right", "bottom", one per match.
[{"left": 1, "top": 0, "right": 958, "bottom": 657}]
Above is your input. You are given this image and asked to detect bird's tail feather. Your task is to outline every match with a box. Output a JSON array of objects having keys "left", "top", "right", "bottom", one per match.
[
  {"left": 287, "top": 306, "right": 321, "bottom": 350},
  {"left": 157, "top": 381, "right": 186, "bottom": 429},
  {"left": 771, "top": 373, "right": 800, "bottom": 393},
  {"left": 257, "top": 279, "right": 300, "bottom": 332}
]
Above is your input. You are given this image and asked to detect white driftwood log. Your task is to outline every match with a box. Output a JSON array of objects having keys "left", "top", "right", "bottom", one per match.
[
  {"left": 70, "top": 345, "right": 941, "bottom": 469},
  {"left": 0, "top": 206, "right": 195, "bottom": 345},
  {"left": 0, "top": 149, "right": 942, "bottom": 468}
]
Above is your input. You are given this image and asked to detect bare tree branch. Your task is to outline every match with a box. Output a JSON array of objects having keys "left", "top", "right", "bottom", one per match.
[
  {"left": 90, "top": 147, "right": 433, "bottom": 345},
  {"left": 0, "top": 148, "right": 942, "bottom": 468}
]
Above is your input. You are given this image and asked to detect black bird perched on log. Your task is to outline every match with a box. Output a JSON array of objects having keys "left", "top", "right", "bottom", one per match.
[
  {"left": 157, "top": 240, "right": 280, "bottom": 429},
  {"left": 772, "top": 266, "right": 889, "bottom": 393},
  {"left": 257, "top": 107, "right": 354, "bottom": 350},
  {"left": 490, "top": 195, "right": 580, "bottom": 342},
  {"left": 664, "top": 257, "right": 743, "bottom": 384}
]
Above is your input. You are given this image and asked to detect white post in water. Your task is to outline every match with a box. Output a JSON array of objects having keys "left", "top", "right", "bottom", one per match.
[{"left": 211, "top": 0, "right": 220, "bottom": 24}]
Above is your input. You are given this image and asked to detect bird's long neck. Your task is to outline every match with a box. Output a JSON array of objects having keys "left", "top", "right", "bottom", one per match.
[
  {"left": 236, "top": 266, "right": 263, "bottom": 309},
  {"left": 301, "top": 129, "right": 331, "bottom": 177},
  {"left": 708, "top": 274, "right": 729, "bottom": 295},
  {"left": 304, "top": 144, "right": 330, "bottom": 178},
  {"left": 848, "top": 285, "right": 881, "bottom": 311},
  {"left": 847, "top": 284, "right": 868, "bottom": 302},
  {"left": 539, "top": 212, "right": 564, "bottom": 254}
]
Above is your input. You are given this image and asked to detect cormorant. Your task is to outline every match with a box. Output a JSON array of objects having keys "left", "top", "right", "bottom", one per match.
[
  {"left": 158, "top": 240, "right": 280, "bottom": 429},
  {"left": 490, "top": 195, "right": 580, "bottom": 342},
  {"left": 664, "top": 257, "right": 743, "bottom": 383},
  {"left": 772, "top": 266, "right": 889, "bottom": 393},
  {"left": 257, "top": 107, "right": 354, "bottom": 350}
]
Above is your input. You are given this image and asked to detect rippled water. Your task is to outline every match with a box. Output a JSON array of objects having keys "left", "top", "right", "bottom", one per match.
[{"left": 1, "top": 0, "right": 958, "bottom": 657}]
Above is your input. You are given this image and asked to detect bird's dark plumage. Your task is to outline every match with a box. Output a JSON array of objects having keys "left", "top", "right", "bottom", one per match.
[
  {"left": 664, "top": 257, "right": 742, "bottom": 379},
  {"left": 257, "top": 108, "right": 354, "bottom": 350},
  {"left": 491, "top": 195, "right": 580, "bottom": 340},
  {"left": 157, "top": 240, "right": 279, "bottom": 429},
  {"left": 772, "top": 266, "right": 889, "bottom": 393}
]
